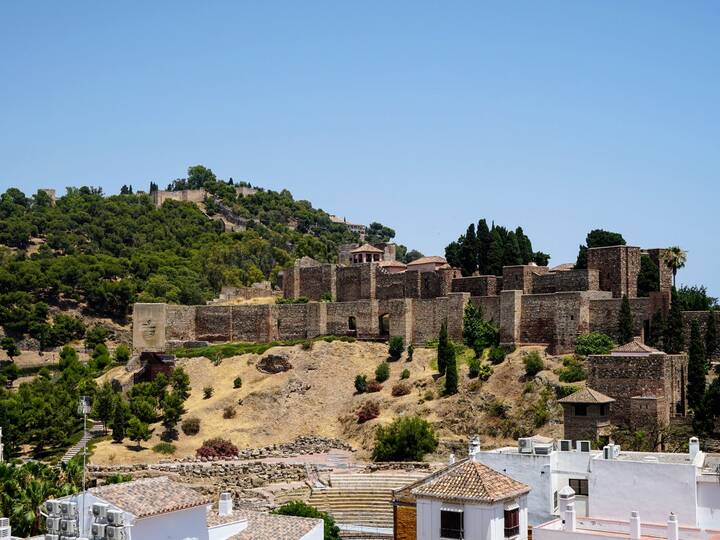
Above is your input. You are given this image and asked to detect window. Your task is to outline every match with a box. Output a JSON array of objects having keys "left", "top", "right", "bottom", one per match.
[
  {"left": 504, "top": 507, "right": 520, "bottom": 538},
  {"left": 599, "top": 404, "right": 608, "bottom": 416},
  {"left": 440, "top": 510, "right": 463, "bottom": 539},
  {"left": 574, "top": 404, "right": 587, "bottom": 416},
  {"left": 348, "top": 316, "right": 357, "bottom": 331},
  {"left": 569, "top": 478, "right": 589, "bottom": 496}
]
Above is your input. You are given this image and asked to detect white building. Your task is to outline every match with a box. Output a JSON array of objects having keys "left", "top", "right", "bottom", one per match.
[
  {"left": 534, "top": 488, "right": 720, "bottom": 540},
  {"left": 44, "top": 476, "right": 322, "bottom": 540},
  {"left": 474, "top": 436, "right": 720, "bottom": 529},
  {"left": 394, "top": 439, "right": 531, "bottom": 540}
]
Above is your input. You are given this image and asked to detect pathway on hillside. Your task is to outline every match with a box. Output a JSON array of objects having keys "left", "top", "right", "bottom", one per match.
[{"left": 61, "top": 421, "right": 104, "bottom": 464}]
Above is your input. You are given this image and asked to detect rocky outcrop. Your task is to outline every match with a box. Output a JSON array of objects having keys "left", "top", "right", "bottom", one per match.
[{"left": 256, "top": 353, "right": 293, "bottom": 374}]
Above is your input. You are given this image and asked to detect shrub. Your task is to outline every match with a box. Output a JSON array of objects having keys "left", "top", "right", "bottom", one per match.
[
  {"left": 406, "top": 345, "right": 414, "bottom": 361},
  {"left": 223, "top": 406, "right": 237, "bottom": 419},
  {"left": 558, "top": 356, "right": 587, "bottom": 382},
  {"left": 181, "top": 417, "right": 201, "bottom": 436},
  {"left": 391, "top": 382, "right": 411, "bottom": 397},
  {"left": 485, "top": 399, "right": 509, "bottom": 419},
  {"left": 388, "top": 336, "right": 404, "bottom": 360},
  {"left": 468, "top": 357, "right": 481, "bottom": 378},
  {"left": 196, "top": 437, "right": 239, "bottom": 459},
  {"left": 523, "top": 351, "right": 545, "bottom": 377},
  {"left": 152, "top": 442, "right": 176, "bottom": 455},
  {"left": 272, "top": 501, "right": 341, "bottom": 540},
  {"left": 356, "top": 401, "right": 380, "bottom": 423},
  {"left": 371, "top": 416, "right": 438, "bottom": 461},
  {"left": 233, "top": 377, "right": 242, "bottom": 389},
  {"left": 423, "top": 390, "right": 435, "bottom": 401},
  {"left": 575, "top": 332, "right": 614, "bottom": 356},
  {"left": 203, "top": 386, "right": 214, "bottom": 399},
  {"left": 477, "top": 363, "right": 493, "bottom": 381},
  {"left": 114, "top": 344, "right": 130, "bottom": 363},
  {"left": 366, "top": 381, "right": 383, "bottom": 393},
  {"left": 354, "top": 374, "right": 368, "bottom": 393},
  {"left": 275, "top": 296, "right": 310, "bottom": 304},
  {"left": 375, "top": 362, "right": 390, "bottom": 382},
  {"left": 489, "top": 346, "right": 506, "bottom": 365},
  {"left": 400, "top": 368, "right": 410, "bottom": 380},
  {"left": 300, "top": 340, "right": 313, "bottom": 350},
  {"left": 555, "top": 385, "right": 580, "bottom": 399}
]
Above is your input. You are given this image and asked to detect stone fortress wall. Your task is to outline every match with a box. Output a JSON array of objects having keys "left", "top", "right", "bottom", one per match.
[{"left": 133, "top": 245, "right": 701, "bottom": 355}]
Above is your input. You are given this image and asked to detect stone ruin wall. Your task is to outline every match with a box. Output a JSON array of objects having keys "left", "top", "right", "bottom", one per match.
[
  {"left": 682, "top": 311, "right": 720, "bottom": 358},
  {"left": 588, "top": 297, "right": 652, "bottom": 343}
]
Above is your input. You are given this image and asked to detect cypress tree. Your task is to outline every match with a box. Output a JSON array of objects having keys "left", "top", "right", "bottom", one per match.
[
  {"left": 459, "top": 224, "right": 478, "bottom": 276},
  {"left": 477, "top": 219, "right": 492, "bottom": 275},
  {"left": 664, "top": 289, "right": 685, "bottom": 354},
  {"left": 111, "top": 398, "right": 129, "bottom": 443},
  {"left": 487, "top": 229, "right": 505, "bottom": 276},
  {"left": 617, "top": 295, "right": 634, "bottom": 345},
  {"left": 705, "top": 311, "right": 717, "bottom": 367},
  {"left": 437, "top": 322, "right": 449, "bottom": 376},
  {"left": 687, "top": 320, "right": 706, "bottom": 412},
  {"left": 648, "top": 310, "right": 665, "bottom": 349},
  {"left": 444, "top": 343, "right": 458, "bottom": 395},
  {"left": 503, "top": 231, "right": 523, "bottom": 267},
  {"left": 515, "top": 226, "right": 534, "bottom": 264}
]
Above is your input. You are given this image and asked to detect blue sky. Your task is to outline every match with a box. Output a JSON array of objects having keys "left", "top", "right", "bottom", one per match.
[{"left": 1, "top": 2, "right": 718, "bottom": 293}]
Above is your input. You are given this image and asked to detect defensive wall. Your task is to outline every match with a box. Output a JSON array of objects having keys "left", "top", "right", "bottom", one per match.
[{"left": 133, "top": 245, "right": 695, "bottom": 355}]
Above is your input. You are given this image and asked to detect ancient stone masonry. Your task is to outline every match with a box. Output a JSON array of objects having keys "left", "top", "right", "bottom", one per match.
[
  {"left": 682, "top": 311, "right": 720, "bottom": 358},
  {"left": 134, "top": 244, "right": 696, "bottom": 355}
]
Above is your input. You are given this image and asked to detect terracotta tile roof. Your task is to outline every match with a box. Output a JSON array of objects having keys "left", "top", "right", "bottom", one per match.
[
  {"left": 378, "top": 260, "right": 407, "bottom": 268},
  {"left": 550, "top": 263, "right": 576, "bottom": 272},
  {"left": 410, "top": 459, "right": 529, "bottom": 503},
  {"left": 227, "top": 509, "right": 322, "bottom": 540},
  {"left": 90, "top": 477, "right": 211, "bottom": 519},
  {"left": 351, "top": 243, "right": 384, "bottom": 254},
  {"left": 611, "top": 339, "right": 660, "bottom": 354},
  {"left": 558, "top": 387, "right": 615, "bottom": 404},
  {"left": 407, "top": 256, "right": 447, "bottom": 266}
]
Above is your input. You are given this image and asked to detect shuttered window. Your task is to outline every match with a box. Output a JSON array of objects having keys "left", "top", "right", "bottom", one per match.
[{"left": 504, "top": 507, "right": 520, "bottom": 538}]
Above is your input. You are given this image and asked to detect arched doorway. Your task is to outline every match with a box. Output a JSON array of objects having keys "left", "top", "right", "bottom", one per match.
[
  {"left": 379, "top": 313, "right": 390, "bottom": 338},
  {"left": 348, "top": 316, "right": 357, "bottom": 337}
]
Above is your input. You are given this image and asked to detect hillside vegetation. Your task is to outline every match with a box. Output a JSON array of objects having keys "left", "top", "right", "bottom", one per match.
[
  {"left": 90, "top": 342, "right": 569, "bottom": 464},
  {"left": 0, "top": 166, "right": 364, "bottom": 346}
]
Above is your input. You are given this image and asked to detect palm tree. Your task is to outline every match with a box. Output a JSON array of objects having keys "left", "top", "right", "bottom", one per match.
[{"left": 664, "top": 246, "right": 687, "bottom": 288}]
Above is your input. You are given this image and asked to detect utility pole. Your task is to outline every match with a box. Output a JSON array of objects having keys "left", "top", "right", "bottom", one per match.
[
  {"left": 0, "top": 426, "right": 4, "bottom": 463},
  {"left": 78, "top": 396, "right": 90, "bottom": 537}
]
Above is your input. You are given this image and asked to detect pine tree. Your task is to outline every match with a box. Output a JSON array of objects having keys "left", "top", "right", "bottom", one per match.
[
  {"left": 459, "top": 224, "right": 478, "bottom": 276},
  {"left": 437, "top": 322, "right": 449, "bottom": 376},
  {"left": 648, "top": 310, "right": 665, "bottom": 349},
  {"left": 444, "top": 344, "right": 458, "bottom": 395},
  {"left": 477, "top": 219, "right": 492, "bottom": 275},
  {"left": 617, "top": 295, "right": 634, "bottom": 345},
  {"left": 705, "top": 311, "right": 717, "bottom": 367},
  {"left": 664, "top": 290, "right": 685, "bottom": 354},
  {"left": 687, "top": 321, "right": 706, "bottom": 412},
  {"left": 92, "top": 382, "right": 116, "bottom": 434}
]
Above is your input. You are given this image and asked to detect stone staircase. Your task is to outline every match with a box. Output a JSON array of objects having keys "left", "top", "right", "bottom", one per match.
[
  {"left": 61, "top": 421, "right": 103, "bottom": 464},
  {"left": 307, "top": 471, "right": 427, "bottom": 529}
]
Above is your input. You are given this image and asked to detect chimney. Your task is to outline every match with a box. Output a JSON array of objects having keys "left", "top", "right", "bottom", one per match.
[
  {"left": 448, "top": 453, "right": 456, "bottom": 465},
  {"left": 219, "top": 492, "right": 233, "bottom": 517},
  {"left": 565, "top": 502, "right": 576, "bottom": 532},
  {"left": 689, "top": 437, "right": 700, "bottom": 459},
  {"left": 630, "top": 511, "right": 641, "bottom": 540},
  {"left": 667, "top": 513, "right": 679, "bottom": 540},
  {"left": 468, "top": 435, "right": 480, "bottom": 461}
]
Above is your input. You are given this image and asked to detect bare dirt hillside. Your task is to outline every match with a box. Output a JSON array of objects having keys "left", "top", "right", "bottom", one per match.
[{"left": 91, "top": 341, "right": 575, "bottom": 465}]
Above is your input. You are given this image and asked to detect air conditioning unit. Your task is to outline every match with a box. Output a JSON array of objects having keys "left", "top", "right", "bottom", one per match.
[
  {"left": 0, "top": 518, "right": 8, "bottom": 527},
  {"left": 577, "top": 440, "right": 591, "bottom": 453},
  {"left": 46, "top": 500, "right": 61, "bottom": 515},
  {"left": 60, "top": 501, "right": 78, "bottom": 518},
  {"left": 559, "top": 439, "right": 572, "bottom": 452},
  {"left": 0, "top": 527, "right": 9, "bottom": 539},
  {"left": 534, "top": 443, "right": 553, "bottom": 455},
  {"left": 106, "top": 510, "right": 125, "bottom": 526},
  {"left": 60, "top": 519, "right": 78, "bottom": 535},
  {"left": 518, "top": 437, "right": 533, "bottom": 454},
  {"left": 46, "top": 517, "right": 62, "bottom": 533},
  {"left": 106, "top": 525, "right": 127, "bottom": 540},
  {"left": 92, "top": 503, "right": 109, "bottom": 520},
  {"left": 91, "top": 522, "right": 107, "bottom": 538}
]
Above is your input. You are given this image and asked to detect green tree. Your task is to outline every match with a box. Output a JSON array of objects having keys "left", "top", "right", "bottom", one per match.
[
  {"left": 687, "top": 321, "right": 706, "bottom": 412},
  {"left": 354, "top": 374, "right": 368, "bottom": 393},
  {"left": 92, "top": 382, "right": 116, "bottom": 434},
  {"left": 648, "top": 310, "right": 665, "bottom": 349},
  {"left": 0, "top": 337, "right": 19, "bottom": 360},
  {"left": 371, "top": 416, "right": 439, "bottom": 461},
  {"left": 575, "top": 332, "right": 614, "bottom": 356},
  {"left": 487, "top": 228, "right": 505, "bottom": 276},
  {"left": 273, "top": 501, "right": 341, "bottom": 540},
  {"left": 664, "top": 290, "right": 685, "bottom": 354},
  {"left": 437, "top": 321, "right": 449, "bottom": 376},
  {"left": 114, "top": 344, "right": 130, "bottom": 363},
  {"left": 160, "top": 391, "right": 186, "bottom": 441},
  {"left": 705, "top": 311, "right": 717, "bottom": 364},
  {"left": 126, "top": 416, "right": 151, "bottom": 449},
  {"left": 171, "top": 367, "right": 191, "bottom": 401},
  {"left": 575, "top": 229, "right": 626, "bottom": 269},
  {"left": 459, "top": 224, "right": 478, "bottom": 276},
  {"left": 444, "top": 344, "right": 458, "bottom": 395},
  {"left": 476, "top": 219, "right": 492, "bottom": 274},
  {"left": 637, "top": 255, "right": 659, "bottom": 297},
  {"left": 664, "top": 246, "right": 687, "bottom": 288},
  {"left": 523, "top": 351, "right": 545, "bottom": 377},
  {"left": 375, "top": 362, "right": 390, "bottom": 383},
  {"left": 617, "top": 295, "right": 634, "bottom": 345},
  {"left": 111, "top": 398, "right": 129, "bottom": 443},
  {"left": 675, "top": 285, "right": 718, "bottom": 311},
  {"left": 388, "top": 336, "right": 404, "bottom": 360}
]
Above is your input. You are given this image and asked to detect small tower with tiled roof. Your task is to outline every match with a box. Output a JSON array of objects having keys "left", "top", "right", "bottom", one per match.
[
  {"left": 350, "top": 243, "right": 384, "bottom": 264},
  {"left": 558, "top": 387, "right": 615, "bottom": 441}
]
